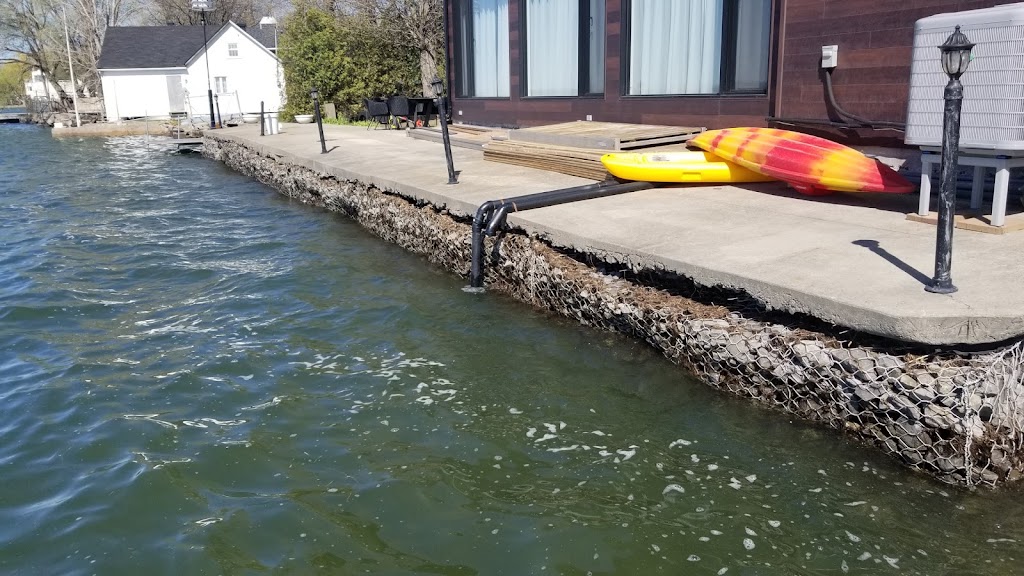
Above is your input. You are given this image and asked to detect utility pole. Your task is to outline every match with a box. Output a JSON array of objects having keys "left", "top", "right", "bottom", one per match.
[{"left": 62, "top": 7, "right": 81, "bottom": 127}]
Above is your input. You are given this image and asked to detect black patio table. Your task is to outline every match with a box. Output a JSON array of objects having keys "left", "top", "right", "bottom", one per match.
[{"left": 407, "top": 97, "right": 437, "bottom": 127}]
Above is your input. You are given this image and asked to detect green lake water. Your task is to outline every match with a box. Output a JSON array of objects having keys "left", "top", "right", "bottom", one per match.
[{"left": 1, "top": 124, "right": 1022, "bottom": 575}]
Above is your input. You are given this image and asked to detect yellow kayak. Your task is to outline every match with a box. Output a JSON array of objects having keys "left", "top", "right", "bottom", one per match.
[{"left": 601, "top": 151, "right": 775, "bottom": 184}]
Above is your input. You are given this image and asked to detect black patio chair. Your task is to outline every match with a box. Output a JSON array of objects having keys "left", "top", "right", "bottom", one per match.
[
  {"left": 386, "top": 95, "right": 412, "bottom": 130},
  {"left": 364, "top": 98, "right": 391, "bottom": 130}
]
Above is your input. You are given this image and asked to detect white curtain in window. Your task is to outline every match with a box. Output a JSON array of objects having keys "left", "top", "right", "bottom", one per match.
[
  {"left": 589, "top": 0, "right": 605, "bottom": 94},
  {"left": 733, "top": 0, "right": 770, "bottom": 92},
  {"left": 629, "top": 0, "right": 722, "bottom": 95},
  {"left": 473, "top": 0, "right": 510, "bottom": 97},
  {"left": 527, "top": 0, "right": 578, "bottom": 96}
]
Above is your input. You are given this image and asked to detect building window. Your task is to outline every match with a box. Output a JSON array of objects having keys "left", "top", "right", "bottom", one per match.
[
  {"left": 215, "top": 76, "right": 228, "bottom": 93},
  {"left": 524, "top": 0, "right": 605, "bottom": 96},
  {"left": 627, "top": 0, "right": 770, "bottom": 96},
  {"left": 228, "top": 42, "right": 239, "bottom": 57},
  {"left": 455, "top": 0, "right": 510, "bottom": 97}
]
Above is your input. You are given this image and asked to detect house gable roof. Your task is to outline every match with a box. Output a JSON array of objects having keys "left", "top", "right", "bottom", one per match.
[
  {"left": 98, "top": 22, "right": 278, "bottom": 70},
  {"left": 184, "top": 21, "right": 279, "bottom": 67},
  {"left": 98, "top": 25, "right": 212, "bottom": 69},
  {"left": 246, "top": 24, "right": 277, "bottom": 51}
]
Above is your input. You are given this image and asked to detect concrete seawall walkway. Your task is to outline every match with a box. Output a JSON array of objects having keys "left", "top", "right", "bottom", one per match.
[{"left": 208, "top": 123, "right": 1024, "bottom": 346}]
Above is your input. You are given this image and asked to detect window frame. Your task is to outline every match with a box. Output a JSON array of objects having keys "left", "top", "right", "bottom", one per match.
[
  {"left": 622, "top": 0, "right": 772, "bottom": 98},
  {"left": 519, "top": 0, "right": 605, "bottom": 98},
  {"left": 214, "top": 76, "right": 228, "bottom": 94},
  {"left": 453, "top": 0, "right": 511, "bottom": 99},
  {"left": 227, "top": 42, "right": 239, "bottom": 57}
]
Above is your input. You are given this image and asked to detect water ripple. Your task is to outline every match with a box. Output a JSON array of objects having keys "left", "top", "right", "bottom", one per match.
[{"left": 1, "top": 125, "right": 1022, "bottom": 576}]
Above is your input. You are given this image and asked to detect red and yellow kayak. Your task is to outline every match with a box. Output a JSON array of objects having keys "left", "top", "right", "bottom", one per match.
[
  {"left": 601, "top": 151, "right": 775, "bottom": 184},
  {"left": 689, "top": 127, "right": 914, "bottom": 195}
]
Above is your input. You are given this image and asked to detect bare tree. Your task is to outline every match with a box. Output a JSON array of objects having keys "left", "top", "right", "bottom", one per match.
[
  {"left": 144, "top": 0, "right": 286, "bottom": 25},
  {"left": 0, "top": 0, "right": 70, "bottom": 105},
  {"left": 67, "top": 0, "right": 139, "bottom": 97},
  {"left": 1, "top": 0, "right": 138, "bottom": 110},
  {"left": 346, "top": 0, "right": 443, "bottom": 96}
]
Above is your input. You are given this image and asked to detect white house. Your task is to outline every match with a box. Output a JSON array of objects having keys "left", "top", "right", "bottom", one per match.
[
  {"left": 24, "top": 68, "right": 73, "bottom": 101},
  {"left": 97, "top": 21, "right": 283, "bottom": 122}
]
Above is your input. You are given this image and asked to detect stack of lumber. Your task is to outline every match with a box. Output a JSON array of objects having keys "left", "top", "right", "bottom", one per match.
[
  {"left": 509, "top": 121, "right": 704, "bottom": 150},
  {"left": 482, "top": 121, "right": 705, "bottom": 180},
  {"left": 482, "top": 140, "right": 612, "bottom": 180},
  {"left": 406, "top": 124, "right": 508, "bottom": 151}
]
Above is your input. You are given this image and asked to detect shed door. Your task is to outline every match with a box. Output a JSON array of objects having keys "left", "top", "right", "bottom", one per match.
[{"left": 166, "top": 75, "right": 186, "bottom": 114}]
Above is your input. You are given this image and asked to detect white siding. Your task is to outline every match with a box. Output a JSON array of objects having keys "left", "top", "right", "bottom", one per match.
[
  {"left": 100, "top": 71, "right": 175, "bottom": 120},
  {"left": 98, "top": 22, "right": 284, "bottom": 122},
  {"left": 185, "top": 25, "right": 283, "bottom": 116}
]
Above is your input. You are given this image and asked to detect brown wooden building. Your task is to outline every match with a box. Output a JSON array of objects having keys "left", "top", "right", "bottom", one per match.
[{"left": 445, "top": 0, "right": 1017, "bottom": 144}]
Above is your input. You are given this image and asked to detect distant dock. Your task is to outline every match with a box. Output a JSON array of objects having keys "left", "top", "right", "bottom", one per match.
[{"left": 0, "top": 111, "right": 30, "bottom": 123}]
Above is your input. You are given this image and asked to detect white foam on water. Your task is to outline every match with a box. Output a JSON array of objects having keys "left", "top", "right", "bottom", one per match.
[
  {"left": 123, "top": 414, "right": 177, "bottom": 429},
  {"left": 200, "top": 418, "right": 245, "bottom": 426},
  {"left": 241, "top": 396, "right": 283, "bottom": 410},
  {"left": 616, "top": 447, "right": 636, "bottom": 461},
  {"left": 662, "top": 484, "right": 685, "bottom": 495}
]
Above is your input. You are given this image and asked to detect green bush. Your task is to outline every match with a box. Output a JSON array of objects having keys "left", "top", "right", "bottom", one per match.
[{"left": 279, "top": 5, "right": 421, "bottom": 122}]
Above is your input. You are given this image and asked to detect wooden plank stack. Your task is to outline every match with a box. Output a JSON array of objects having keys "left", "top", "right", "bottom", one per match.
[
  {"left": 483, "top": 140, "right": 614, "bottom": 181},
  {"left": 508, "top": 121, "right": 704, "bottom": 150},
  {"left": 406, "top": 124, "right": 508, "bottom": 151},
  {"left": 483, "top": 121, "right": 706, "bottom": 181}
]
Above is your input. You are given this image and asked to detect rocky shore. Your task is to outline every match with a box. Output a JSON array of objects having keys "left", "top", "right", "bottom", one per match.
[{"left": 205, "top": 134, "right": 1024, "bottom": 488}]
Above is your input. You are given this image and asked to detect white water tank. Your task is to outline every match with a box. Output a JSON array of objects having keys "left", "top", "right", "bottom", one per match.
[{"left": 905, "top": 3, "right": 1024, "bottom": 151}]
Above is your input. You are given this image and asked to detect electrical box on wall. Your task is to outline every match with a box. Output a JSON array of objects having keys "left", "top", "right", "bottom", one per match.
[
  {"left": 821, "top": 45, "right": 838, "bottom": 69},
  {"left": 906, "top": 4, "right": 1024, "bottom": 151}
]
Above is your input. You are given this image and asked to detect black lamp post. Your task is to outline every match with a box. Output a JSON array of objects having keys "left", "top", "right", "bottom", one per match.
[
  {"left": 190, "top": 0, "right": 216, "bottom": 129},
  {"left": 926, "top": 25, "right": 974, "bottom": 295},
  {"left": 214, "top": 93, "right": 222, "bottom": 128},
  {"left": 431, "top": 76, "right": 458, "bottom": 184},
  {"left": 311, "top": 87, "right": 327, "bottom": 154}
]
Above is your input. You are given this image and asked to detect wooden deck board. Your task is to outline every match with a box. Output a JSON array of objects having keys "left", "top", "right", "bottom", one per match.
[
  {"left": 508, "top": 121, "right": 704, "bottom": 150},
  {"left": 484, "top": 121, "right": 705, "bottom": 180}
]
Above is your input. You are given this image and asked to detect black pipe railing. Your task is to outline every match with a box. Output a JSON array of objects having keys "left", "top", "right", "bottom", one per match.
[{"left": 470, "top": 180, "right": 654, "bottom": 288}]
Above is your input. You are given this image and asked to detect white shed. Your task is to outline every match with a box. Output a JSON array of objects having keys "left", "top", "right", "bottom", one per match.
[{"left": 97, "top": 21, "right": 284, "bottom": 122}]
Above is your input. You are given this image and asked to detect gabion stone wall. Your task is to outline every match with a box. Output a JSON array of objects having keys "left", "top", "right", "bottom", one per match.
[{"left": 205, "top": 136, "right": 1024, "bottom": 488}]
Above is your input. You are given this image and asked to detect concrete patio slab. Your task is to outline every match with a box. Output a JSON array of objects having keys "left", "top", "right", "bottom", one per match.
[{"left": 207, "top": 123, "right": 1024, "bottom": 346}]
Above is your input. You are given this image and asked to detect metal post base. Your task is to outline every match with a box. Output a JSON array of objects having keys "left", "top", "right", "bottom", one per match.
[{"left": 925, "top": 281, "right": 958, "bottom": 294}]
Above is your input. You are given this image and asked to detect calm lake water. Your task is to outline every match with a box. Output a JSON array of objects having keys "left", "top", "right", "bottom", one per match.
[{"left": 2, "top": 124, "right": 1023, "bottom": 575}]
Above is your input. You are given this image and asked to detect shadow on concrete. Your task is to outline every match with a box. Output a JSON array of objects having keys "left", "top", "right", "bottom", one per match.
[
  {"left": 735, "top": 182, "right": 922, "bottom": 215},
  {"left": 853, "top": 239, "right": 931, "bottom": 286}
]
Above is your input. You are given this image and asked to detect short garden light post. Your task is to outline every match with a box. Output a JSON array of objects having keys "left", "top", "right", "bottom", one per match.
[
  {"left": 926, "top": 25, "right": 974, "bottom": 295},
  {"left": 431, "top": 76, "right": 458, "bottom": 184},
  {"left": 190, "top": 0, "right": 216, "bottom": 129},
  {"left": 311, "top": 87, "right": 327, "bottom": 154},
  {"left": 214, "top": 93, "right": 222, "bottom": 127}
]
